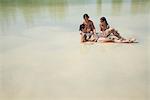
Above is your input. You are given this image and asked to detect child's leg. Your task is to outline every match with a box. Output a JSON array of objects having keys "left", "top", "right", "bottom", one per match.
[
  {"left": 86, "top": 33, "right": 97, "bottom": 42},
  {"left": 86, "top": 33, "right": 100, "bottom": 42},
  {"left": 93, "top": 33, "right": 99, "bottom": 42},
  {"left": 80, "top": 33, "right": 87, "bottom": 42}
]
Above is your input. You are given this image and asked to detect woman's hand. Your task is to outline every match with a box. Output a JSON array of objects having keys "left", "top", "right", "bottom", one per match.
[{"left": 87, "top": 28, "right": 91, "bottom": 32}]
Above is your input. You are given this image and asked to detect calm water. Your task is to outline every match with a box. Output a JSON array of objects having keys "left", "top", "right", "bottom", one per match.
[
  {"left": 0, "top": 0, "right": 150, "bottom": 100},
  {"left": 0, "top": 0, "right": 149, "bottom": 35}
]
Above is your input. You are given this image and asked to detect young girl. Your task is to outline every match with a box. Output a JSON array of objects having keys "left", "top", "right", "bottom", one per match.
[
  {"left": 99, "top": 17, "right": 123, "bottom": 40},
  {"left": 98, "top": 17, "right": 136, "bottom": 43}
]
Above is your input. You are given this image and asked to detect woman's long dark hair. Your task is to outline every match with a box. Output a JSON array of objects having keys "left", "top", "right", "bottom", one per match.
[
  {"left": 83, "top": 14, "right": 89, "bottom": 19},
  {"left": 100, "top": 17, "right": 109, "bottom": 26}
]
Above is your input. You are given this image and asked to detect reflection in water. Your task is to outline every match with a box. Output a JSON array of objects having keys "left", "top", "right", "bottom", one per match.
[
  {"left": 111, "top": 0, "right": 123, "bottom": 15},
  {"left": 0, "top": 0, "right": 149, "bottom": 35},
  {"left": 96, "top": 0, "right": 149, "bottom": 16},
  {"left": 0, "top": 0, "right": 68, "bottom": 35},
  {"left": 0, "top": 0, "right": 67, "bottom": 6},
  {"left": 96, "top": 0, "right": 102, "bottom": 16},
  {"left": 131, "top": 0, "right": 150, "bottom": 14}
]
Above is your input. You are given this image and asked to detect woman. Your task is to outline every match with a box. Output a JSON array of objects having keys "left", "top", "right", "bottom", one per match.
[
  {"left": 79, "top": 14, "right": 97, "bottom": 42},
  {"left": 98, "top": 17, "right": 136, "bottom": 43},
  {"left": 99, "top": 17, "right": 123, "bottom": 41}
]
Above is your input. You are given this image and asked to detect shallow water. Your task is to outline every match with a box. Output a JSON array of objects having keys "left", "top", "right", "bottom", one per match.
[{"left": 0, "top": 0, "right": 150, "bottom": 100}]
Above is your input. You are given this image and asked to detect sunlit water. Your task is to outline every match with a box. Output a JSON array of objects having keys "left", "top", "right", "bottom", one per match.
[{"left": 0, "top": 0, "right": 150, "bottom": 100}]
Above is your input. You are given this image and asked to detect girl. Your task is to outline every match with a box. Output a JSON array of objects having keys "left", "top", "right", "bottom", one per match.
[
  {"left": 99, "top": 17, "right": 123, "bottom": 39},
  {"left": 98, "top": 17, "right": 136, "bottom": 43}
]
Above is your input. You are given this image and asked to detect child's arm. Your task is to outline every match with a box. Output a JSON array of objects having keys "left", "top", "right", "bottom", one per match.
[{"left": 80, "top": 31, "right": 83, "bottom": 35}]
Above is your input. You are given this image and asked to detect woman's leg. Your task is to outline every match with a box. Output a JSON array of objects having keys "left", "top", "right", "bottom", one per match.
[
  {"left": 109, "top": 28, "right": 124, "bottom": 39},
  {"left": 85, "top": 33, "right": 98, "bottom": 42},
  {"left": 91, "top": 33, "right": 99, "bottom": 42},
  {"left": 101, "top": 30, "right": 111, "bottom": 38}
]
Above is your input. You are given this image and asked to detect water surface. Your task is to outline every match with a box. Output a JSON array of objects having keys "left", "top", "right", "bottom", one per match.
[{"left": 0, "top": 0, "right": 150, "bottom": 100}]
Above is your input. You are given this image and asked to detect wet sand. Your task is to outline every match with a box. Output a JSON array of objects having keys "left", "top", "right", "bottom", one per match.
[
  {"left": 0, "top": 0, "right": 150, "bottom": 100},
  {"left": 0, "top": 26, "right": 149, "bottom": 100}
]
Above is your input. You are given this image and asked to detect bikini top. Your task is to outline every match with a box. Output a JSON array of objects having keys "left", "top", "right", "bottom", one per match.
[
  {"left": 101, "top": 24, "right": 110, "bottom": 31},
  {"left": 83, "top": 20, "right": 95, "bottom": 32}
]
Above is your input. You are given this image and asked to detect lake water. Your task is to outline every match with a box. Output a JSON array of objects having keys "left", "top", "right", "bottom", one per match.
[{"left": 0, "top": 0, "right": 150, "bottom": 100}]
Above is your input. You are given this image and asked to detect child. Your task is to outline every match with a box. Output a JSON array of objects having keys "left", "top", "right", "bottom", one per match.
[{"left": 79, "top": 24, "right": 87, "bottom": 42}]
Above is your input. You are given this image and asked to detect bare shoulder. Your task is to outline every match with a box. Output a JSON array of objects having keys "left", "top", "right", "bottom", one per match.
[
  {"left": 89, "top": 20, "right": 94, "bottom": 23},
  {"left": 99, "top": 23, "right": 102, "bottom": 26}
]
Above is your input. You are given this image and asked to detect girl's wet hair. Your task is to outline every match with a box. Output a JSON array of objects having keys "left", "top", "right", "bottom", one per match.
[
  {"left": 100, "top": 17, "right": 109, "bottom": 26},
  {"left": 83, "top": 14, "right": 89, "bottom": 19}
]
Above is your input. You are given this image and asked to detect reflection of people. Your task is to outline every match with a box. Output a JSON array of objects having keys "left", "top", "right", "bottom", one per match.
[
  {"left": 79, "top": 14, "right": 97, "bottom": 42},
  {"left": 98, "top": 17, "right": 136, "bottom": 43}
]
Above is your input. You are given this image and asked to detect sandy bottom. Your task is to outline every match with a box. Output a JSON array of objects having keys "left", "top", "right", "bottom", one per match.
[{"left": 0, "top": 26, "right": 149, "bottom": 100}]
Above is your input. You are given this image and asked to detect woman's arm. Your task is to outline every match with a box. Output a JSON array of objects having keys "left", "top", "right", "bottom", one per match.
[
  {"left": 93, "top": 29, "right": 96, "bottom": 34},
  {"left": 99, "top": 24, "right": 103, "bottom": 33},
  {"left": 91, "top": 21, "right": 96, "bottom": 34}
]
